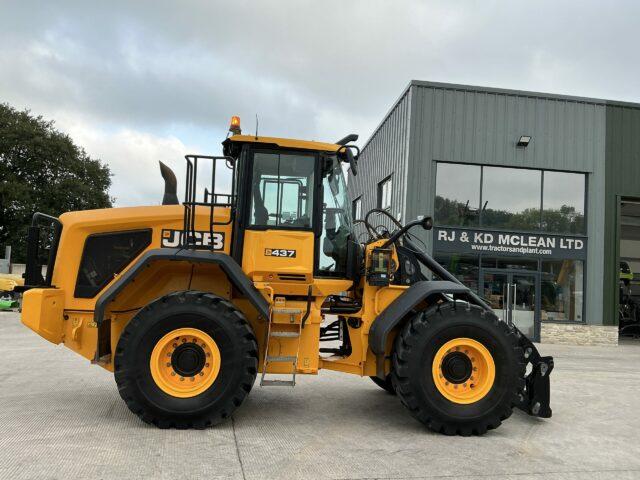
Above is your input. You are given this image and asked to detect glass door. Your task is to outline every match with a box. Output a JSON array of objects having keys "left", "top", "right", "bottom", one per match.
[
  {"left": 481, "top": 271, "right": 510, "bottom": 323},
  {"left": 482, "top": 269, "right": 538, "bottom": 340},
  {"left": 510, "top": 274, "right": 536, "bottom": 339}
]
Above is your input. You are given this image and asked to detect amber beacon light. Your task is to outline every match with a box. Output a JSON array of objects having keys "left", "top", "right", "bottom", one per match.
[{"left": 229, "top": 116, "right": 241, "bottom": 135}]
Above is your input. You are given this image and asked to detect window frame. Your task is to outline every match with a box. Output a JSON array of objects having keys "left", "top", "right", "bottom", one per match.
[
  {"left": 377, "top": 175, "right": 393, "bottom": 211},
  {"left": 315, "top": 153, "right": 354, "bottom": 279},
  {"left": 246, "top": 148, "right": 318, "bottom": 232},
  {"left": 352, "top": 196, "right": 362, "bottom": 220},
  {"left": 433, "top": 160, "right": 588, "bottom": 235}
]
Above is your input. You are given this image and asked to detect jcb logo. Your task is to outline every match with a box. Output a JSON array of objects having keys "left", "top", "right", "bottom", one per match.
[{"left": 161, "top": 229, "right": 225, "bottom": 250}]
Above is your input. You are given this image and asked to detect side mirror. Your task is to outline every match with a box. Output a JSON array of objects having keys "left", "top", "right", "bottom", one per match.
[
  {"left": 346, "top": 148, "right": 358, "bottom": 176},
  {"left": 419, "top": 216, "right": 433, "bottom": 230}
]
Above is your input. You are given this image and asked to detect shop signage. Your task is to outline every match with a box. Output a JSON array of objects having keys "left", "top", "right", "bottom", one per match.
[{"left": 434, "top": 227, "right": 587, "bottom": 260}]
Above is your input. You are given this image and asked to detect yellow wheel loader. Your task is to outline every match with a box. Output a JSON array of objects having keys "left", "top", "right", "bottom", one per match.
[{"left": 19, "top": 118, "right": 553, "bottom": 435}]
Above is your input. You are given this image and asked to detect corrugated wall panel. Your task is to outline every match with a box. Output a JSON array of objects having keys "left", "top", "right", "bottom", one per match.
[
  {"left": 409, "top": 86, "right": 604, "bottom": 176},
  {"left": 404, "top": 83, "right": 607, "bottom": 326},
  {"left": 347, "top": 87, "right": 412, "bottom": 237}
]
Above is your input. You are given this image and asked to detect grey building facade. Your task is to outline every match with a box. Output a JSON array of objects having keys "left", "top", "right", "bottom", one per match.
[{"left": 348, "top": 81, "right": 640, "bottom": 345}]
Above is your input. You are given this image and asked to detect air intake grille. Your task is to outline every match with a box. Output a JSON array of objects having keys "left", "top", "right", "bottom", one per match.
[{"left": 75, "top": 229, "right": 152, "bottom": 298}]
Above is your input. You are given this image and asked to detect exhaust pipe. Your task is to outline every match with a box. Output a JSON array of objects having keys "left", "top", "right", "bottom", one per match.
[{"left": 159, "top": 161, "right": 179, "bottom": 205}]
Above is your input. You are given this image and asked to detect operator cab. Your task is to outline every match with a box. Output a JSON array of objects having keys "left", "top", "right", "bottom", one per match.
[{"left": 222, "top": 124, "right": 359, "bottom": 281}]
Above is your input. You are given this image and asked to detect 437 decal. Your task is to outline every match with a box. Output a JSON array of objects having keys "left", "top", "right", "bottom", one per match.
[{"left": 265, "top": 248, "right": 296, "bottom": 258}]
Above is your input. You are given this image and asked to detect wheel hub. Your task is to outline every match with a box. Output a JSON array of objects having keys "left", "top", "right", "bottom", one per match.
[
  {"left": 441, "top": 351, "right": 472, "bottom": 384},
  {"left": 149, "top": 327, "right": 221, "bottom": 398},
  {"left": 171, "top": 343, "right": 206, "bottom": 377},
  {"left": 432, "top": 337, "right": 496, "bottom": 405}
]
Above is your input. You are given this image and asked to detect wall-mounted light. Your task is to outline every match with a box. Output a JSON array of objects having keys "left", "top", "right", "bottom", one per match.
[{"left": 517, "top": 135, "right": 531, "bottom": 147}]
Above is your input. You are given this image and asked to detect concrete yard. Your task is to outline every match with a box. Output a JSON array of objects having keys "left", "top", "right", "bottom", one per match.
[{"left": 1, "top": 311, "right": 639, "bottom": 480}]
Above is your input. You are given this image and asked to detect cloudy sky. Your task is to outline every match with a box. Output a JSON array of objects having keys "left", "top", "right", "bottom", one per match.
[{"left": 1, "top": 1, "right": 639, "bottom": 206}]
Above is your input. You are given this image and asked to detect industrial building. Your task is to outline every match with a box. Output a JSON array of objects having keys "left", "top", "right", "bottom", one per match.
[{"left": 348, "top": 81, "right": 640, "bottom": 345}]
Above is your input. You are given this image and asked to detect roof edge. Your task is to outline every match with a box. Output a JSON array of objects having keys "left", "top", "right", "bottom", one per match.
[{"left": 409, "top": 80, "right": 640, "bottom": 109}]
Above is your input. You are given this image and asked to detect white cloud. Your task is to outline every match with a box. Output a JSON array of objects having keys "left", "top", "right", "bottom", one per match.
[
  {"left": 59, "top": 120, "right": 192, "bottom": 206},
  {"left": 1, "top": 0, "right": 640, "bottom": 207}
]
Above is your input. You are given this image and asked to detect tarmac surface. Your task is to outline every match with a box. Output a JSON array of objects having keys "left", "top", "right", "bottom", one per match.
[{"left": 1, "top": 311, "right": 639, "bottom": 480}]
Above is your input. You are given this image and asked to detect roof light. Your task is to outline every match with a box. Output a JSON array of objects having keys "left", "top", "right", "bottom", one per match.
[
  {"left": 517, "top": 135, "right": 531, "bottom": 147},
  {"left": 229, "top": 116, "right": 241, "bottom": 135}
]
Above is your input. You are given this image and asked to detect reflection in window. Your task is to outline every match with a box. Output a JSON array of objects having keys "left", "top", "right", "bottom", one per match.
[
  {"left": 481, "top": 257, "right": 538, "bottom": 271},
  {"left": 540, "top": 260, "right": 583, "bottom": 322},
  {"left": 542, "top": 171, "right": 585, "bottom": 234},
  {"left": 318, "top": 155, "right": 352, "bottom": 275},
  {"left": 482, "top": 166, "right": 541, "bottom": 231},
  {"left": 434, "top": 162, "right": 588, "bottom": 234},
  {"left": 435, "top": 254, "right": 479, "bottom": 293},
  {"left": 250, "top": 153, "right": 315, "bottom": 228},
  {"left": 482, "top": 271, "right": 507, "bottom": 310},
  {"left": 377, "top": 176, "right": 392, "bottom": 210},
  {"left": 435, "top": 163, "right": 481, "bottom": 226}
]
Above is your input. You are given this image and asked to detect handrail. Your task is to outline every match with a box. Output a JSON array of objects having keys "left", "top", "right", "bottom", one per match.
[{"left": 182, "top": 155, "right": 237, "bottom": 250}]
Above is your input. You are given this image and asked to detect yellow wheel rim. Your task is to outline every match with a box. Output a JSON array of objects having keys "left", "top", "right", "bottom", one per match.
[
  {"left": 432, "top": 337, "right": 495, "bottom": 404},
  {"left": 150, "top": 327, "right": 221, "bottom": 398}
]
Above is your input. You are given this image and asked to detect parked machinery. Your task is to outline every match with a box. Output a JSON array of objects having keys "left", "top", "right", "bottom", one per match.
[{"left": 18, "top": 118, "right": 553, "bottom": 435}]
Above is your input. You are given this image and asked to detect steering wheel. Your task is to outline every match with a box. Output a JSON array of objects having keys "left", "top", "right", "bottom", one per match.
[{"left": 363, "top": 208, "right": 403, "bottom": 240}]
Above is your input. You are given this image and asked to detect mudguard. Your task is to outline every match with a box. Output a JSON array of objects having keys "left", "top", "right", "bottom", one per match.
[
  {"left": 368, "top": 280, "right": 473, "bottom": 378},
  {"left": 92, "top": 248, "right": 270, "bottom": 362}
]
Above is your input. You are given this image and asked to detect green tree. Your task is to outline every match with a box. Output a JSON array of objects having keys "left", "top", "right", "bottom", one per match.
[{"left": 0, "top": 103, "right": 112, "bottom": 262}]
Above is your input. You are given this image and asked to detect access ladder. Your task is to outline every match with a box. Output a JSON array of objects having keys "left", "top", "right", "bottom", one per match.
[{"left": 260, "top": 307, "right": 303, "bottom": 387}]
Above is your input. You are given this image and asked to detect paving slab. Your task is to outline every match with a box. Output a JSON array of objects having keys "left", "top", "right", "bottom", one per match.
[{"left": 1, "top": 312, "right": 639, "bottom": 480}]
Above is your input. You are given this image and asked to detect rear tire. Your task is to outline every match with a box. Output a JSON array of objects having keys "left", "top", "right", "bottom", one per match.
[
  {"left": 392, "top": 302, "right": 524, "bottom": 436},
  {"left": 114, "top": 291, "right": 258, "bottom": 428},
  {"left": 370, "top": 375, "right": 396, "bottom": 394}
]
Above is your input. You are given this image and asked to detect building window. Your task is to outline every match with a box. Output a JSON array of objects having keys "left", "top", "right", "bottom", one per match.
[
  {"left": 542, "top": 171, "right": 586, "bottom": 234},
  {"left": 435, "top": 163, "right": 481, "bottom": 226},
  {"left": 433, "top": 162, "right": 587, "bottom": 234},
  {"left": 378, "top": 176, "right": 392, "bottom": 210},
  {"left": 482, "top": 166, "right": 541, "bottom": 231},
  {"left": 540, "top": 260, "right": 584, "bottom": 322},
  {"left": 352, "top": 196, "right": 362, "bottom": 220}
]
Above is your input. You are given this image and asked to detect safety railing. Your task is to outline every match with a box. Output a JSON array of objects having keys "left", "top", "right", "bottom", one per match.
[{"left": 182, "top": 155, "right": 236, "bottom": 250}]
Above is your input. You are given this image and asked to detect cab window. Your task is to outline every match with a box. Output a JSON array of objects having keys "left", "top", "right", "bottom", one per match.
[
  {"left": 318, "top": 155, "right": 352, "bottom": 275},
  {"left": 249, "top": 152, "right": 315, "bottom": 228}
]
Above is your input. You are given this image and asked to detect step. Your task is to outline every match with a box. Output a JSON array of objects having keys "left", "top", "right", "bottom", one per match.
[
  {"left": 261, "top": 379, "right": 295, "bottom": 387},
  {"left": 269, "top": 331, "right": 300, "bottom": 338},
  {"left": 266, "top": 355, "right": 297, "bottom": 363}
]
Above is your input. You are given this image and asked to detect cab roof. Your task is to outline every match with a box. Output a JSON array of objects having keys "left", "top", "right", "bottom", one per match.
[{"left": 224, "top": 134, "right": 341, "bottom": 153}]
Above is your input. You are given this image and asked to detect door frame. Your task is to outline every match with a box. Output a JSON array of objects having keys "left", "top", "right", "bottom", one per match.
[
  {"left": 231, "top": 145, "right": 322, "bottom": 265},
  {"left": 480, "top": 267, "right": 541, "bottom": 342}
]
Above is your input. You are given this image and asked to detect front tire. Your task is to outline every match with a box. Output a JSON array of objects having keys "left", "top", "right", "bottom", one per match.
[
  {"left": 114, "top": 291, "right": 258, "bottom": 428},
  {"left": 392, "top": 302, "right": 524, "bottom": 436}
]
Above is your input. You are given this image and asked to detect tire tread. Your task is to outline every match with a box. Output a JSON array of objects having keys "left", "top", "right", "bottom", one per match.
[{"left": 114, "top": 291, "right": 258, "bottom": 429}]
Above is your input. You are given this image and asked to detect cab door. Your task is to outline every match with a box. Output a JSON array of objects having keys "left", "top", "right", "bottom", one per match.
[{"left": 240, "top": 149, "right": 318, "bottom": 283}]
